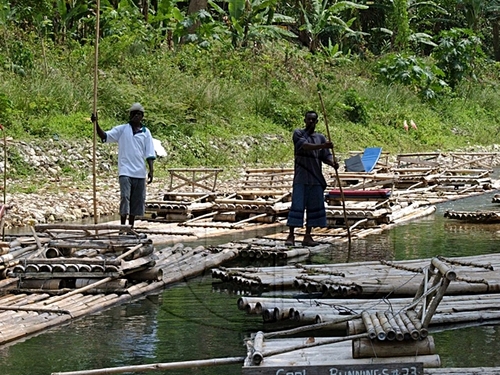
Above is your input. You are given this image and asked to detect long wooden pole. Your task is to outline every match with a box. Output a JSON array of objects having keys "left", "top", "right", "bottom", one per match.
[
  {"left": 1, "top": 124, "right": 5, "bottom": 241},
  {"left": 92, "top": 0, "right": 101, "bottom": 225},
  {"left": 50, "top": 356, "right": 245, "bottom": 375},
  {"left": 317, "top": 91, "right": 351, "bottom": 249}
]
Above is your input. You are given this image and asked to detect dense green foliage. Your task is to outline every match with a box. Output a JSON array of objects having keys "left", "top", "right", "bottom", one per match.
[{"left": 1, "top": 0, "right": 500, "bottom": 176}]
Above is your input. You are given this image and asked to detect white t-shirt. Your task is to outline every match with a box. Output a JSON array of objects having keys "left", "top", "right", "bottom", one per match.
[{"left": 105, "top": 124, "right": 156, "bottom": 178}]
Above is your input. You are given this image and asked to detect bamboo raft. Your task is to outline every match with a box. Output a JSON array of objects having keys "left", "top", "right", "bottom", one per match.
[
  {"left": 140, "top": 152, "right": 498, "bottom": 230},
  {"left": 242, "top": 257, "right": 457, "bottom": 372},
  {"left": 444, "top": 210, "right": 500, "bottom": 223},
  {"left": 0, "top": 224, "right": 239, "bottom": 346},
  {"left": 237, "top": 257, "right": 500, "bottom": 374},
  {"left": 212, "top": 253, "right": 500, "bottom": 297}
]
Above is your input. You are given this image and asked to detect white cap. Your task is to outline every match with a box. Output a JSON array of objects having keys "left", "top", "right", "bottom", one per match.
[{"left": 129, "top": 102, "right": 145, "bottom": 113}]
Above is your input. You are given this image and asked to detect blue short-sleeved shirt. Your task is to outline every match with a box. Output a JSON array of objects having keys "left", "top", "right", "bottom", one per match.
[{"left": 292, "top": 129, "right": 333, "bottom": 189}]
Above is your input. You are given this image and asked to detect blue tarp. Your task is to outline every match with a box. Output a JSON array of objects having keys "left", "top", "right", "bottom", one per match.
[{"left": 344, "top": 147, "right": 382, "bottom": 173}]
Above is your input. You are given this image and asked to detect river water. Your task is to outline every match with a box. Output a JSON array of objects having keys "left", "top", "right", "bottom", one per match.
[{"left": 2, "top": 191, "right": 500, "bottom": 375}]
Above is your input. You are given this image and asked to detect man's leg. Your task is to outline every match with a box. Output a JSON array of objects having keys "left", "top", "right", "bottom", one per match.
[
  {"left": 302, "top": 185, "right": 326, "bottom": 246},
  {"left": 285, "top": 226, "right": 295, "bottom": 246},
  {"left": 129, "top": 178, "right": 146, "bottom": 230},
  {"left": 128, "top": 215, "right": 135, "bottom": 228},
  {"left": 286, "top": 184, "right": 306, "bottom": 247},
  {"left": 119, "top": 176, "right": 132, "bottom": 229}
]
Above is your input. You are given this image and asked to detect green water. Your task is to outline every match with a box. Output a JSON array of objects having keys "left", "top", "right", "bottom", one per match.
[{"left": 1, "top": 192, "right": 500, "bottom": 374}]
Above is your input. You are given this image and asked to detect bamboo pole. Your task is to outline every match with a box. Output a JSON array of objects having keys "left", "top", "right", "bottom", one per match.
[
  {"left": 258, "top": 332, "right": 369, "bottom": 361},
  {"left": 92, "top": 0, "right": 101, "bottom": 225},
  {"left": 45, "top": 276, "right": 115, "bottom": 305},
  {"left": 318, "top": 91, "right": 351, "bottom": 250},
  {"left": 0, "top": 305, "right": 71, "bottom": 315},
  {"left": 51, "top": 357, "right": 245, "bottom": 375},
  {"left": 1, "top": 123, "right": 5, "bottom": 241}
]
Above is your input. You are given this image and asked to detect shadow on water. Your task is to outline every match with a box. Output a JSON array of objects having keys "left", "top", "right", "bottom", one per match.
[{"left": 1, "top": 191, "right": 500, "bottom": 373}]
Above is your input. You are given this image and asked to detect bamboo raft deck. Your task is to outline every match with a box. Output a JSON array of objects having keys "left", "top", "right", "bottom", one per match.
[
  {"left": 141, "top": 151, "right": 499, "bottom": 231},
  {"left": 242, "top": 257, "right": 458, "bottom": 373},
  {"left": 212, "top": 253, "right": 500, "bottom": 297},
  {"left": 1, "top": 152, "right": 498, "bottom": 374},
  {"left": 444, "top": 210, "right": 500, "bottom": 223},
  {"left": 0, "top": 224, "right": 239, "bottom": 346}
]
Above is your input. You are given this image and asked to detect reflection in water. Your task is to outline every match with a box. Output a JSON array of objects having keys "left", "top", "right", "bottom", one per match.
[{"left": 0, "top": 192, "right": 499, "bottom": 373}]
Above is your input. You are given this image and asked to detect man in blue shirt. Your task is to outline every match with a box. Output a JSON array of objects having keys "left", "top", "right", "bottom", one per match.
[
  {"left": 92, "top": 103, "right": 156, "bottom": 228},
  {"left": 285, "top": 111, "right": 338, "bottom": 247}
]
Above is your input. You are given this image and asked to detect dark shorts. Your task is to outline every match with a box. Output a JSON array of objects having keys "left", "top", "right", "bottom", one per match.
[
  {"left": 119, "top": 176, "right": 146, "bottom": 216},
  {"left": 286, "top": 184, "right": 327, "bottom": 228}
]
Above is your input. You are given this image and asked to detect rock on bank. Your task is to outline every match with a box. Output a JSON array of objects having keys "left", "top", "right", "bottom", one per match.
[{"left": 0, "top": 138, "right": 164, "bottom": 229}]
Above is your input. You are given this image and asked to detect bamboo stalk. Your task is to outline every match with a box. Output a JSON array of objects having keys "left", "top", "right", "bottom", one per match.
[
  {"left": 318, "top": 91, "right": 351, "bottom": 249},
  {"left": 51, "top": 357, "right": 246, "bottom": 375},
  {"left": 45, "top": 276, "right": 115, "bottom": 305},
  {"left": 1, "top": 125, "right": 5, "bottom": 241},
  {"left": 0, "top": 305, "right": 71, "bottom": 315},
  {"left": 361, "top": 311, "right": 377, "bottom": 339},
  {"left": 260, "top": 332, "right": 369, "bottom": 360}
]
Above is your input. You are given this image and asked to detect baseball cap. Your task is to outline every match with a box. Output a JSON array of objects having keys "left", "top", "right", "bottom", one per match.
[{"left": 129, "top": 103, "right": 145, "bottom": 113}]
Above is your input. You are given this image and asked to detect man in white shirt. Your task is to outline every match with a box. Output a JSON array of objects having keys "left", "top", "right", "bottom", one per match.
[{"left": 92, "top": 103, "right": 156, "bottom": 228}]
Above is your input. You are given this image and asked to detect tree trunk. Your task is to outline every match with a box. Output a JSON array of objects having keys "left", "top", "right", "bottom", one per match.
[
  {"left": 297, "top": 0, "right": 310, "bottom": 50},
  {"left": 493, "top": 19, "right": 500, "bottom": 61},
  {"left": 187, "top": 0, "right": 208, "bottom": 35},
  {"left": 142, "top": 0, "right": 149, "bottom": 22}
]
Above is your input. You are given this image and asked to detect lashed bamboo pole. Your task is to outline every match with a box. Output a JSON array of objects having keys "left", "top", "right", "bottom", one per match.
[
  {"left": 1, "top": 123, "right": 5, "bottom": 241},
  {"left": 92, "top": 0, "right": 101, "bottom": 225},
  {"left": 51, "top": 357, "right": 246, "bottom": 375},
  {"left": 45, "top": 276, "right": 115, "bottom": 305},
  {"left": 318, "top": 91, "right": 351, "bottom": 249},
  {"left": 0, "top": 305, "right": 71, "bottom": 315},
  {"left": 256, "top": 332, "right": 369, "bottom": 362}
]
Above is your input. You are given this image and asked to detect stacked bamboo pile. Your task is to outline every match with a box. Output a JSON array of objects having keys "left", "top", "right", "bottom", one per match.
[
  {"left": 216, "top": 238, "right": 329, "bottom": 262},
  {"left": 390, "top": 152, "right": 496, "bottom": 203},
  {"left": 325, "top": 200, "right": 435, "bottom": 228},
  {"left": 2, "top": 224, "right": 160, "bottom": 294},
  {"left": 213, "top": 253, "right": 500, "bottom": 298},
  {"left": 444, "top": 210, "right": 500, "bottom": 223},
  {"left": 241, "top": 258, "right": 462, "bottom": 371},
  {"left": 239, "top": 168, "right": 294, "bottom": 193},
  {"left": 196, "top": 168, "right": 294, "bottom": 227},
  {"left": 0, "top": 225, "right": 240, "bottom": 346},
  {"left": 144, "top": 199, "right": 215, "bottom": 222}
]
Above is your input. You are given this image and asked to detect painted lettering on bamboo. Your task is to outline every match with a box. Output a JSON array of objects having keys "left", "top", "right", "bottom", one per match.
[
  {"left": 275, "top": 369, "right": 306, "bottom": 375},
  {"left": 328, "top": 367, "right": 419, "bottom": 375}
]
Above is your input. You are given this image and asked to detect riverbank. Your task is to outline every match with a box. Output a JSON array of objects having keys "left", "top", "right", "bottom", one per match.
[{"left": 2, "top": 138, "right": 500, "bottom": 229}]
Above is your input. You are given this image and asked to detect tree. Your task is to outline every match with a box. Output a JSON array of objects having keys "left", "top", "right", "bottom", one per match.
[
  {"left": 209, "top": 0, "right": 295, "bottom": 48},
  {"left": 390, "top": 0, "right": 410, "bottom": 51},
  {"left": 433, "top": 27, "right": 484, "bottom": 89},
  {"left": 298, "top": 0, "right": 368, "bottom": 53}
]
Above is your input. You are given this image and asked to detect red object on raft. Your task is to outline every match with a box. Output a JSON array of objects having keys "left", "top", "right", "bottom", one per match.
[{"left": 326, "top": 189, "right": 391, "bottom": 199}]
